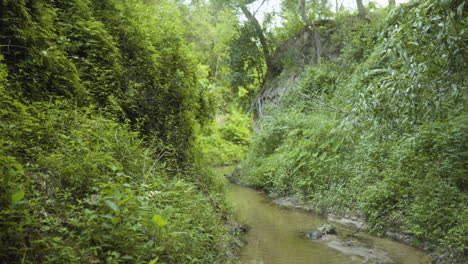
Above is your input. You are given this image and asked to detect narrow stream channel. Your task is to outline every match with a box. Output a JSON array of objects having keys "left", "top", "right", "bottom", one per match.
[{"left": 214, "top": 167, "right": 431, "bottom": 264}]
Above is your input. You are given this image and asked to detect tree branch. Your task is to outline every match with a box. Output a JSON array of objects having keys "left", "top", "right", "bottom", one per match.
[
  {"left": 240, "top": 5, "right": 270, "bottom": 65},
  {"left": 253, "top": 0, "right": 267, "bottom": 16}
]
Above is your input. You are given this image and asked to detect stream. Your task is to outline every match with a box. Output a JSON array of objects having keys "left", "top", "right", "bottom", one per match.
[{"left": 214, "top": 166, "right": 431, "bottom": 264}]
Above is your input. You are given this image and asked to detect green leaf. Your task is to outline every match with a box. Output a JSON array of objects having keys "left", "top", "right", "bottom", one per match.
[
  {"left": 108, "top": 164, "right": 118, "bottom": 172},
  {"left": 102, "top": 222, "right": 113, "bottom": 229},
  {"left": 161, "top": 206, "right": 174, "bottom": 220},
  {"left": 3, "top": 169, "right": 12, "bottom": 186},
  {"left": 149, "top": 257, "right": 159, "bottom": 264},
  {"left": 11, "top": 191, "right": 25, "bottom": 204},
  {"left": 112, "top": 217, "right": 121, "bottom": 225},
  {"left": 332, "top": 137, "right": 345, "bottom": 152},
  {"left": 319, "top": 152, "right": 327, "bottom": 161},
  {"left": 113, "top": 189, "right": 122, "bottom": 200},
  {"left": 152, "top": 214, "right": 167, "bottom": 227},
  {"left": 105, "top": 200, "right": 119, "bottom": 212}
]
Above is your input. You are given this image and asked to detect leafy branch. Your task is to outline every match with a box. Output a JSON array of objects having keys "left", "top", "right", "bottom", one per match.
[{"left": 299, "top": 92, "right": 349, "bottom": 115}]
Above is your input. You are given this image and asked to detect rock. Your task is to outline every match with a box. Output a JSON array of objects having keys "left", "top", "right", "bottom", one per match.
[
  {"left": 384, "top": 230, "right": 415, "bottom": 245},
  {"left": 305, "top": 225, "right": 337, "bottom": 240},
  {"left": 268, "top": 192, "right": 280, "bottom": 198},
  {"left": 327, "top": 240, "right": 395, "bottom": 264},
  {"left": 225, "top": 167, "right": 241, "bottom": 184},
  {"left": 327, "top": 213, "right": 368, "bottom": 231},
  {"left": 345, "top": 240, "right": 361, "bottom": 247},
  {"left": 273, "top": 196, "right": 309, "bottom": 210}
]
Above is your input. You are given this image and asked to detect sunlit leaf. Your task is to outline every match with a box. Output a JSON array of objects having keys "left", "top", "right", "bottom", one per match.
[{"left": 152, "top": 214, "right": 167, "bottom": 227}]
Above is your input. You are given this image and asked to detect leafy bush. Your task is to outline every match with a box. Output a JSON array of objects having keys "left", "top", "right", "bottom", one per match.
[
  {"left": 197, "top": 109, "right": 251, "bottom": 166},
  {"left": 0, "top": 0, "right": 237, "bottom": 262},
  {"left": 241, "top": 110, "right": 347, "bottom": 196},
  {"left": 0, "top": 97, "right": 233, "bottom": 263},
  {"left": 0, "top": 0, "right": 208, "bottom": 162}
]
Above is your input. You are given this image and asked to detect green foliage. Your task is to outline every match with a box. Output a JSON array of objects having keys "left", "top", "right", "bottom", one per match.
[
  {"left": 1, "top": 0, "right": 209, "bottom": 162},
  {"left": 0, "top": 0, "right": 86, "bottom": 100},
  {"left": 241, "top": 0, "right": 467, "bottom": 257},
  {"left": 359, "top": 115, "right": 468, "bottom": 251},
  {"left": 173, "top": 0, "right": 253, "bottom": 169},
  {"left": 240, "top": 109, "right": 347, "bottom": 196},
  {"left": 197, "top": 109, "right": 252, "bottom": 166},
  {"left": 184, "top": 2, "right": 237, "bottom": 80},
  {"left": 228, "top": 24, "right": 265, "bottom": 107},
  {"left": 280, "top": 0, "right": 333, "bottom": 25},
  {"left": 56, "top": 0, "right": 124, "bottom": 107},
  {"left": 219, "top": 109, "right": 252, "bottom": 147},
  {"left": 0, "top": 0, "right": 239, "bottom": 262},
  {"left": 89, "top": 0, "right": 205, "bottom": 161},
  {"left": 298, "top": 61, "right": 341, "bottom": 96},
  {"left": 347, "top": 0, "right": 466, "bottom": 131},
  {"left": 0, "top": 97, "right": 233, "bottom": 263}
]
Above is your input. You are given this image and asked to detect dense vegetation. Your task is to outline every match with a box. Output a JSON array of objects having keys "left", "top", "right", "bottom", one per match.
[
  {"left": 240, "top": 0, "right": 467, "bottom": 258},
  {"left": 0, "top": 0, "right": 242, "bottom": 263},
  {"left": 1, "top": 0, "right": 466, "bottom": 263}
]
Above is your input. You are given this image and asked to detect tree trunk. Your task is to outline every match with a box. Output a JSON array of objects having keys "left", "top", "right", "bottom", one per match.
[
  {"left": 356, "top": 0, "right": 367, "bottom": 18},
  {"left": 298, "top": 0, "right": 321, "bottom": 67},
  {"left": 388, "top": 0, "right": 396, "bottom": 8},
  {"left": 299, "top": 0, "right": 311, "bottom": 25},
  {"left": 313, "top": 29, "right": 321, "bottom": 67},
  {"left": 240, "top": 5, "right": 270, "bottom": 68}
]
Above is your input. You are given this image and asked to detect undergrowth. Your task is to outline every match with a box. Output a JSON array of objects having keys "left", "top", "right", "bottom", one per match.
[{"left": 0, "top": 87, "right": 234, "bottom": 263}]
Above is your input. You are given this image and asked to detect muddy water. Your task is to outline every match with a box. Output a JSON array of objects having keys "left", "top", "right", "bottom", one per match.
[{"left": 214, "top": 167, "right": 430, "bottom": 264}]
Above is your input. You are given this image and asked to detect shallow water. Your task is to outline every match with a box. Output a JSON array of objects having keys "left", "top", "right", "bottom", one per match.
[{"left": 214, "top": 166, "right": 431, "bottom": 264}]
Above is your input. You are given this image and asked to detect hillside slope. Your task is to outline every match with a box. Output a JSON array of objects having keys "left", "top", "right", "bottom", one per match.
[{"left": 240, "top": 0, "right": 467, "bottom": 260}]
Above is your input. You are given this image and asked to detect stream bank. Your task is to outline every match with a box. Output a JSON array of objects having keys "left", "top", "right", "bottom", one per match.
[
  {"left": 216, "top": 167, "right": 431, "bottom": 264},
  {"left": 224, "top": 166, "right": 464, "bottom": 264},
  {"left": 269, "top": 195, "right": 460, "bottom": 264}
]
